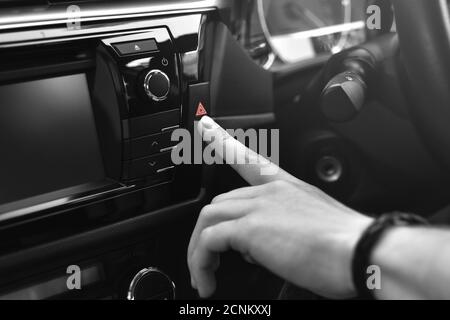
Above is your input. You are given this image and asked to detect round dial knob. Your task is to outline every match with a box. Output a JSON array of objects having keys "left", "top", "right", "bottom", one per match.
[
  {"left": 127, "top": 268, "right": 175, "bottom": 300},
  {"left": 143, "top": 70, "right": 170, "bottom": 102}
]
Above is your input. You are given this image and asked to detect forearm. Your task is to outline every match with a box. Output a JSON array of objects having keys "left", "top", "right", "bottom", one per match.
[{"left": 372, "top": 227, "right": 450, "bottom": 299}]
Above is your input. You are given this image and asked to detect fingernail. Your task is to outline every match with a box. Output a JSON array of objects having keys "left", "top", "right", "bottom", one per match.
[{"left": 200, "top": 116, "right": 215, "bottom": 130}]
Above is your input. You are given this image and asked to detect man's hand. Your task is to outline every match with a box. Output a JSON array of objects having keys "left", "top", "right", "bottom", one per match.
[{"left": 187, "top": 117, "right": 373, "bottom": 299}]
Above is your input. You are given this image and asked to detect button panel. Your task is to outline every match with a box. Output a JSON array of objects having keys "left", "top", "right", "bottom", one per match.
[
  {"left": 102, "top": 30, "right": 181, "bottom": 185},
  {"left": 102, "top": 29, "right": 181, "bottom": 117}
]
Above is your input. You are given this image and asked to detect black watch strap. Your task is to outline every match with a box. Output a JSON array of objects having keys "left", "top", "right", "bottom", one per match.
[{"left": 352, "top": 212, "right": 429, "bottom": 299}]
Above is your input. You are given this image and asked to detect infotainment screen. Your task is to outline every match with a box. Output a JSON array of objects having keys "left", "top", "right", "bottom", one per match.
[{"left": 0, "top": 74, "right": 105, "bottom": 205}]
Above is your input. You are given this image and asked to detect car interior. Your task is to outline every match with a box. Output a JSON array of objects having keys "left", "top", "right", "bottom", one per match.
[{"left": 0, "top": 0, "right": 449, "bottom": 300}]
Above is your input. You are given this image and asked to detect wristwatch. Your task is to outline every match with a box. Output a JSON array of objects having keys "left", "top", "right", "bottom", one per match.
[{"left": 352, "top": 212, "right": 429, "bottom": 299}]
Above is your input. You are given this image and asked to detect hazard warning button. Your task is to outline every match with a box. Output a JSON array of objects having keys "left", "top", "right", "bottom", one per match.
[
  {"left": 196, "top": 102, "right": 208, "bottom": 117},
  {"left": 189, "top": 82, "right": 210, "bottom": 120}
]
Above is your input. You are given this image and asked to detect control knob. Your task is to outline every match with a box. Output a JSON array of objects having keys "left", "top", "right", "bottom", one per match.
[
  {"left": 143, "top": 70, "right": 170, "bottom": 102},
  {"left": 320, "top": 71, "right": 367, "bottom": 122},
  {"left": 127, "top": 267, "right": 175, "bottom": 300}
]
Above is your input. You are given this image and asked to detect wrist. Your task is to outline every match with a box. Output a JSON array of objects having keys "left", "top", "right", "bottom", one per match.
[
  {"left": 340, "top": 215, "right": 375, "bottom": 297},
  {"left": 350, "top": 213, "right": 429, "bottom": 299}
]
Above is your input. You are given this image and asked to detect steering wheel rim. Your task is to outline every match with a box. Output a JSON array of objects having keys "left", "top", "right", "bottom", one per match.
[{"left": 393, "top": 0, "right": 450, "bottom": 171}]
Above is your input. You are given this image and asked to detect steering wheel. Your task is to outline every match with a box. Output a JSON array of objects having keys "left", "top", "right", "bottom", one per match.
[
  {"left": 394, "top": 0, "right": 450, "bottom": 171},
  {"left": 279, "top": 0, "right": 450, "bottom": 300}
]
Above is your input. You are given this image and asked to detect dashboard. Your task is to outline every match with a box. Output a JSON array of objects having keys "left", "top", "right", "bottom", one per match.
[
  {"left": 0, "top": 0, "right": 447, "bottom": 302},
  {"left": 0, "top": 0, "right": 287, "bottom": 300},
  {"left": 0, "top": 0, "right": 379, "bottom": 300}
]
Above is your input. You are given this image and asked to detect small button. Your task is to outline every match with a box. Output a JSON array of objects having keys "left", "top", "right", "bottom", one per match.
[
  {"left": 126, "top": 152, "right": 174, "bottom": 179},
  {"left": 124, "top": 131, "right": 176, "bottom": 160},
  {"left": 189, "top": 82, "right": 210, "bottom": 123},
  {"left": 128, "top": 109, "right": 180, "bottom": 138},
  {"left": 112, "top": 39, "right": 158, "bottom": 56}
]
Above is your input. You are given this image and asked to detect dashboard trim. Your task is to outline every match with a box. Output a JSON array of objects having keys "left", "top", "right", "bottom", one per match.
[
  {"left": 0, "top": 0, "right": 226, "bottom": 30},
  {"left": 0, "top": 12, "right": 207, "bottom": 48},
  {"left": 0, "top": 184, "right": 136, "bottom": 225},
  {"left": 0, "top": 188, "right": 207, "bottom": 275},
  {"left": 0, "top": 1, "right": 226, "bottom": 47}
]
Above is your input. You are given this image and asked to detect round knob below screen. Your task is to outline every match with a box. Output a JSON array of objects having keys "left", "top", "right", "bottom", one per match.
[
  {"left": 143, "top": 70, "right": 170, "bottom": 102},
  {"left": 127, "top": 267, "right": 175, "bottom": 300}
]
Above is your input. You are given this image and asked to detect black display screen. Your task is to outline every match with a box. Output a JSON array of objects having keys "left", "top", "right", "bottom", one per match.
[{"left": 0, "top": 74, "right": 105, "bottom": 205}]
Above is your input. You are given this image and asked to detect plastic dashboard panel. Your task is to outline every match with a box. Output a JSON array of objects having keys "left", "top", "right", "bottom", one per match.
[{"left": 203, "top": 21, "right": 275, "bottom": 127}]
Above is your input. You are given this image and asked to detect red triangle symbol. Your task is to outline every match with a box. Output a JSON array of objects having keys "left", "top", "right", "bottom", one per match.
[{"left": 195, "top": 102, "right": 208, "bottom": 117}]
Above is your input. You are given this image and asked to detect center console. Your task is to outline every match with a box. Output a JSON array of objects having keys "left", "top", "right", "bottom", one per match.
[
  {"left": 0, "top": 10, "right": 212, "bottom": 223},
  {"left": 98, "top": 29, "right": 183, "bottom": 185},
  {"left": 0, "top": 3, "right": 220, "bottom": 299}
]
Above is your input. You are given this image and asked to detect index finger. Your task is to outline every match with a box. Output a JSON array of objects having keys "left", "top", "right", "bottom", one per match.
[{"left": 197, "top": 116, "right": 299, "bottom": 186}]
